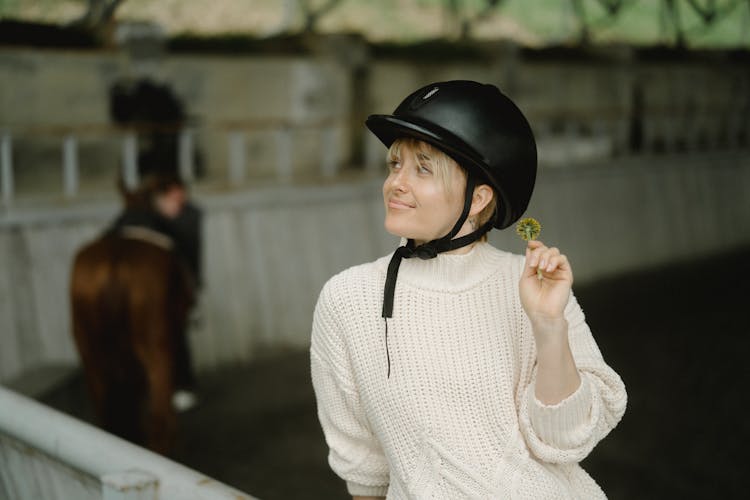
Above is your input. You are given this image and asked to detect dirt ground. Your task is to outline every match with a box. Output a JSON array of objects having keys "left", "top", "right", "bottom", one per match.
[{"left": 42, "top": 246, "right": 749, "bottom": 499}]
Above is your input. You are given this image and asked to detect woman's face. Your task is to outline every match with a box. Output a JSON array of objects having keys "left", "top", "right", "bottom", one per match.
[
  {"left": 154, "top": 184, "right": 186, "bottom": 219},
  {"left": 382, "top": 141, "right": 465, "bottom": 245}
]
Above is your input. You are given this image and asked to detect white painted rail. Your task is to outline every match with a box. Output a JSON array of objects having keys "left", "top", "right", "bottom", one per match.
[
  {"left": 0, "top": 385, "right": 258, "bottom": 500},
  {"left": 0, "top": 121, "right": 342, "bottom": 204}
]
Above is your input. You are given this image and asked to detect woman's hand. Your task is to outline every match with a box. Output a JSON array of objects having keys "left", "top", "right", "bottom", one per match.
[
  {"left": 520, "top": 240, "right": 581, "bottom": 404},
  {"left": 519, "top": 240, "right": 573, "bottom": 321}
]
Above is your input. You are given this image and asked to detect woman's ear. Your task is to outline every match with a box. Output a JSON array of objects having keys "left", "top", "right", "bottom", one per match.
[{"left": 469, "top": 184, "right": 494, "bottom": 217}]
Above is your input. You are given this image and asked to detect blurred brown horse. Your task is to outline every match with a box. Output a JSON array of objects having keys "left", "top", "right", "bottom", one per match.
[{"left": 70, "top": 180, "right": 194, "bottom": 454}]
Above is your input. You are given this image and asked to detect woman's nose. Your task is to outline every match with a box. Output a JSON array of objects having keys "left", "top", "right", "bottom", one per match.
[{"left": 389, "top": 168, "right": 408, "bottom": 192}]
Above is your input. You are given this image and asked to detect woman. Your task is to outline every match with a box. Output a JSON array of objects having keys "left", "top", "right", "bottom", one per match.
[{"left": 311, "top": 80, "right": 626, "bottom": 499}]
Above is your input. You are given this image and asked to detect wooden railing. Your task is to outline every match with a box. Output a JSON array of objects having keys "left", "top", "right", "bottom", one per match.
[
  {"left": 0, "top": 119, "right": 345, "bottom": 206},
  {"left": 0, "top": 384, "right": 257, "bottom": 499},
  {"left": 1, "top": 104, "right": 747, "bottom": 208}
]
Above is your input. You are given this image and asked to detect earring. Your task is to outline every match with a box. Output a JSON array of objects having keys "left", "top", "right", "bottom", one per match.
[{"left": 469, "top": 217, "right": 476, "bottom": 230}]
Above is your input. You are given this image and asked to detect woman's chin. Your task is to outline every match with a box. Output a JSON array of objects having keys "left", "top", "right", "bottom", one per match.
[
  {"left": 384, "top": 227, "right": 406, "bottom": 239},
  {"left": 384, "top": 221, "right": 411, "bottom": 240},
  {"left": 384, "top": 223, "right": 428, "bottom": 243}
]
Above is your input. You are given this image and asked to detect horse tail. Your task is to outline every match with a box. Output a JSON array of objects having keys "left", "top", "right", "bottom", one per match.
[
  {"left": 98, "top": 244, "right": 132, "bottom": 364},
  {"left": 71, "top": 236, "right": 146, "bottom": 443},
  {"left": 102, "top": 239, "right": 149, "bottom": 442}
]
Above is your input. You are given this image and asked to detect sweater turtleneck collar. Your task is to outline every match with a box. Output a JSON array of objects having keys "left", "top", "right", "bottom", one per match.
[{"left": 387, "top": 241, "right": 504, "bottom": 293}]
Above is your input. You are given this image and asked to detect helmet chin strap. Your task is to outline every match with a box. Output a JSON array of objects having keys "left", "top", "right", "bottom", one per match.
[{"left": 382, "top": 174, "right": 494, "bottom": 319}]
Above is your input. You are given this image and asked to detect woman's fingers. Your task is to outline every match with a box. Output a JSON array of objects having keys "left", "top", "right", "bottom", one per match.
[
  {"left": 526, "top": 242, "right": 568, "bottom": 275},
  {"left": 525, "top": 240, "right": 543, "bottom": 266},
  {"left": 545, "top": 253, "right": 570, "bottom": 273},
  {"left": 539, "top": 247, "right": 559, "bottom": 271},
  {"left": 527, "top": 241, "right": 556, "bottom": 267}
]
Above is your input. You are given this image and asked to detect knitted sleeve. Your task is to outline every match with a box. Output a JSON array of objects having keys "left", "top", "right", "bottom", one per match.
[
  {"left": 310, "top": 278, "right": 390, "bottom": 497},
  {"left": 518, "top": 292, "right": 627, "bottom": 464}
]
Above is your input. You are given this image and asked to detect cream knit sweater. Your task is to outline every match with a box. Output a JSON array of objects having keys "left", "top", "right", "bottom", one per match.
[{"left": 311, "top": 242, "right": 627, "bottom": 499}]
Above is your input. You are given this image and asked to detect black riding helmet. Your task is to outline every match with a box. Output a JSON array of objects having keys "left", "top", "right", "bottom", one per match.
[{"left": 366, "top": 80, "right": 537, "bottom": 230}]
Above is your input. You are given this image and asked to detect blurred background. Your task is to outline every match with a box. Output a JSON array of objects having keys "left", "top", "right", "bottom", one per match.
[{"left": 1, "top": 1, "right": 749, "bottom": 499}]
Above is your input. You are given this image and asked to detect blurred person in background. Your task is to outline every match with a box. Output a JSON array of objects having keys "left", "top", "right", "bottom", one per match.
[
  {"left": 108, "top": 78, "right": 204, "bottom": 411},
  {"left": 109, "top": 149, "right": 201, "bottom": 412}
]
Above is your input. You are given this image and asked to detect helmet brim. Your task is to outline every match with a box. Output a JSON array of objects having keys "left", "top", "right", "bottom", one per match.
[{"left": 366, "top": 114, "right": 513, "bottom": 229}]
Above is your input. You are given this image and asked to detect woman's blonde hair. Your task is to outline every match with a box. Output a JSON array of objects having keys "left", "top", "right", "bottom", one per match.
[
  {"left": 387, "top": 138, "right": 461, "bottom": 197},
  {"left": 387, "top": 138, "right": 497, "bottom": 234}
]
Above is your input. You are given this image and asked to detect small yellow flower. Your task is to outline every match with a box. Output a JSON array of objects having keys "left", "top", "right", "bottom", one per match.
[
  {"left": 516, "top": 217, "right": 541, "bottom": 242},
  {"left": 516, "top": 217, "right": 543, "bottom": 280}
]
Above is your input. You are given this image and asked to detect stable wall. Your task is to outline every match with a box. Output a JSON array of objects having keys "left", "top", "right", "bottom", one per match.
[
  {"left": 3, "top": 46, "right": 748, "bottom": 195},
  {"left": 2, "top": 43, "right": 748, "bottom": 386},
  {"left": 1, "top": 152, "right": 748, "bottom": 384},
  {"left": 0, "top": 49, "right": 353, "bottom": 195}
]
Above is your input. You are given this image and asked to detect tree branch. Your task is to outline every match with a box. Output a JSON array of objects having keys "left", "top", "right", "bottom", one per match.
[
  {"left": 460, "top": 0, "right": 504, "bottom": 40},
  {"left": 302, "top": 0, "right": 343, "bottom": 33}
]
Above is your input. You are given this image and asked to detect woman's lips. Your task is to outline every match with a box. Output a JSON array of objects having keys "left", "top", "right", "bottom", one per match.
[{"left": 388, "top": 198, "right": 415, "bottom": 209}]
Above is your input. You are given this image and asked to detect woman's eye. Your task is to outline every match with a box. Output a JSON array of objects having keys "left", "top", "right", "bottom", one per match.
[
  {"left": 417, "top": 164, "right": 432, "bottom": 174},
  {"left": 388, "top": 160, "right": 401, "bottom": 171}
]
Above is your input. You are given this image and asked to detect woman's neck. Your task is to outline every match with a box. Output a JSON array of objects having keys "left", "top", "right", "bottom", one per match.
[{"left": 412, "top": 217, "right": 479, "bottom": 255}]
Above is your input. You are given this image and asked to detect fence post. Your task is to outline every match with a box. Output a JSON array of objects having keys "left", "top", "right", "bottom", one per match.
[
  {"left": 320, "top": 126, "right": 338, "bottom": 178},
  {"left": 121, "top": 133, "right": 139, "bottom": 190},
  {"left": 62, "top": 135, "right": 79, "bottom": 198},
  {"left": 228, "top": 131, "right": 246, "bottom": 186},
  {"left": 179, "top": 128, "right": 195, "bottom": 183},
  {"left": 275, "top": 127, "right": 293, "bottom": 182},
  {"left": 1, "top": 133, "right": 13, "bottom": 204}
]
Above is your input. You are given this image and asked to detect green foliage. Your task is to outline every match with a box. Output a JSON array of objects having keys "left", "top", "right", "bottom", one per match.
[
  {"left": 0, "top": 0, "right": 23, "bottom": 15},
  {"left": 501, "top": 0, "right": 749, "bottom": 47},
  {"left": 2, "top": 0, "right": 749, "bottom": 49}
]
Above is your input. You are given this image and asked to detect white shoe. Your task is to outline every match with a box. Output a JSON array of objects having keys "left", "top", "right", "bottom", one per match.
[{"left": 172, "top": 390, "right": 198, "bottom": 412}]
